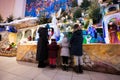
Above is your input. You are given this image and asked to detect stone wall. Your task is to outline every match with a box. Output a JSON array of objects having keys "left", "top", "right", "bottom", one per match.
[
  {"left": 83, "top": 44, "right": 120, "bottom": 74},
  {"left": 0, "top": 31, "right": 17, "bottom": 57},
  {"left": 16, "top": 44, "right": 120, "bottom": 74}
]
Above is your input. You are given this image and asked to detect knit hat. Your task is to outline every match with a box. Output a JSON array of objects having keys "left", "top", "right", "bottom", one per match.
[
  {"left": 45, "top": 24, "right": 50, "bottom": 29},
  {"left": 51, "top": 36, "right": 56, "bottom": 42},
  {"left": 51, "top": 39, "right": 56, "bottom": 42}
]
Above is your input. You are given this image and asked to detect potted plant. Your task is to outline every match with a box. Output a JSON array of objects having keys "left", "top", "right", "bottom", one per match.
[{"left": 87, "top": 0, "right": 102, "bottom": 24}]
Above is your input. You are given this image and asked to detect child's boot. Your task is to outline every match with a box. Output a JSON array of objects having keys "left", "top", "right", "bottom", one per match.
[
  {"left": 77, "top": 65, "right": 83, "bottom": 73},
  {"left": 65, "top": 65, "right": 69, "bottom": 71},
  {"left": 62, "top": 65, "right": 66, "bottom": 71}
]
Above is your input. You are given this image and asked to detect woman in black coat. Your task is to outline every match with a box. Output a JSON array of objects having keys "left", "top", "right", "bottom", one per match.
[
  {"left": 36, "top": 27, "right": 49, "bottom": 68},
  {"left": 70, "top": 24, "right": 83, "bottom": 73}
]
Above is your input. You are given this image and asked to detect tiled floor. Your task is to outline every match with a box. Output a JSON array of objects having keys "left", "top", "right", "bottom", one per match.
[{"left": 0, "top": 56, "right": 120, "bottom": 80}]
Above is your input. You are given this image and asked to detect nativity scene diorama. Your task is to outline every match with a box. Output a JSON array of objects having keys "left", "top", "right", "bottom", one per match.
[{"left": 0, "top": 0, "right": 120, "bottom": 75}]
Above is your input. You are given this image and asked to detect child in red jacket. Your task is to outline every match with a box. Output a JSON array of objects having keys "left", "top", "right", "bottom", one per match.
[{"left": 48, "top": 38, "right": 59, "bottom": 68}]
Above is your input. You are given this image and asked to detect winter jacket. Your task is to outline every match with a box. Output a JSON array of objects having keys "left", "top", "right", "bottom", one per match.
[
  {"left": 70, "top": 30, "right": 83, "bottom": 56},
  {"left": 60, "top": 37, "right": 70, "bottom": 57},
  {"left": 48, "top": 42, "right": 59, "bottom": 58}
]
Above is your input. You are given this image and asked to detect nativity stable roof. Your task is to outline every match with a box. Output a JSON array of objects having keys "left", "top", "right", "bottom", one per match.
[{"left": 0, "top": 17, "right": 38, "bottom": 29}]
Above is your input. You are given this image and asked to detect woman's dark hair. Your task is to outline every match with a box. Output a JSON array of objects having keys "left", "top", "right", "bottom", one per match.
[
  {"left": 74, "top": 24, "right": 79, "bottom": 29},
  {"left": 51, "top": 27, "right": 54, "bottom": 33}
]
